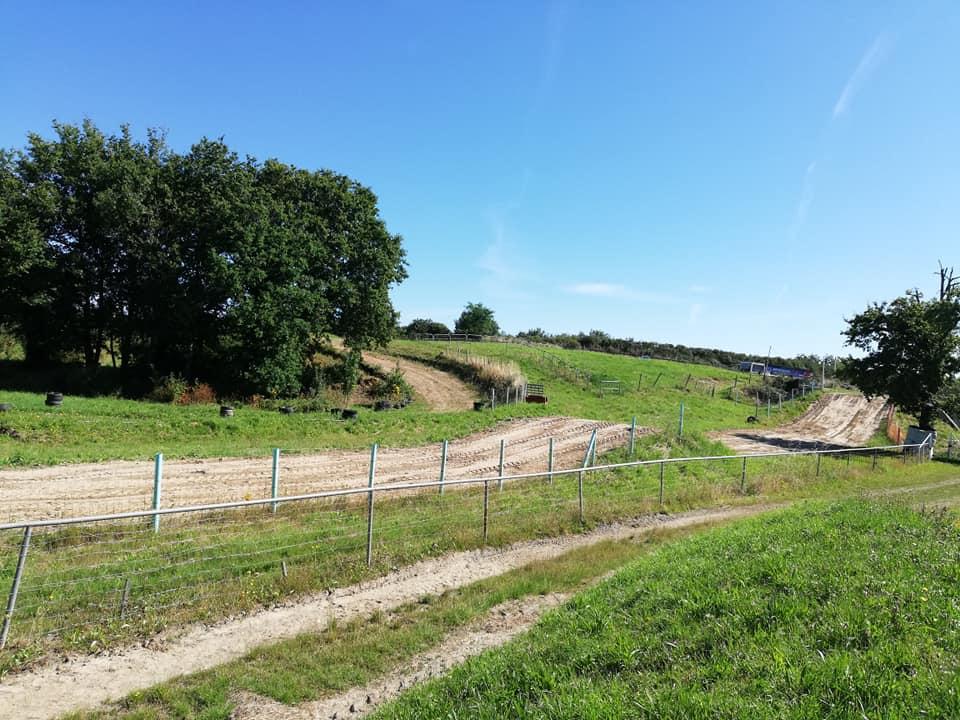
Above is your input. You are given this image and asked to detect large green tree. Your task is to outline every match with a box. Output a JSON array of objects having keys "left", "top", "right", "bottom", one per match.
[
  {"left": 0, "top": 120, "right": 406, "bottom": 396},
  {"left": 454, "top": 302, "right": 499, "bottom": 336},
  {"left": 403, "top": 318, "right": 451, "bottom": 336},
  {"left": 842, "top": 266, "right": 960, "bottom": 429}
]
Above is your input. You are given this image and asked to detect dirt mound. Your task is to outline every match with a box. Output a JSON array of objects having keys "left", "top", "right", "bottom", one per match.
[
  {"left": 0, "top": 417, "right": 636, "bottom": 522},
  {"left": 362, "top": 351, "right": 476, "bottom": 411},
  {"left": 713, "top": 393, "right": 890, "bottom": 454}
]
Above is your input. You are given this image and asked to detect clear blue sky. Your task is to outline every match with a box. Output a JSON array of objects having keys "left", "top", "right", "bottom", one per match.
[{"left": 3, "top": 2, "right": 959, "bottom": 358}]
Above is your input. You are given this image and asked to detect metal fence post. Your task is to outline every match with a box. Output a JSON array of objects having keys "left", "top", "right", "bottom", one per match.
[
  {"left": 498, "top": 439, "right": 506, "bottom": 491},
  {"left": 740, "top": 457, "right": 747, "bottom": 493},
  {"left": 365, "top": 443, "right": 378, "bottom": 567},
  {"left": 438, "top": 439, "right": 448, "bottom": 495},
  {"left": 629, "top": 416, "right": 637, "bottom": 456},
  {"left": 678, "top": 403, "right": 685, "bottom": 438},
  {"left": 152, "top": 453, "right": 163, "bottom": 533},
  {"left": 578, "top": 469, "right": 585, "bottom": 523},
  {"left": 659, "top": 461, "right": 665, "bottom": 506},
  {"left": 0, "top": 526, "right": 32, "bottom": 650},
  {"left": 490, "top": 388, "right": 495, "bottom": 410},
  {"left": 482, "top": 478, "right": 489, "bottom": 544},
  {"left": 271, "top": 448, "right": 280, "bottom": 513},
  {"left": 547, "top": 438, "right": 555, "bottom": 483},
  {"left": 767, "top": 398, "right": 771, "bottom": 417}
]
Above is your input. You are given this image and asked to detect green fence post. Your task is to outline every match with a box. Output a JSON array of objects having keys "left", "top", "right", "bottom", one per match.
[{"left": 152, "top": 453, "right": 163, "bottom": 533}]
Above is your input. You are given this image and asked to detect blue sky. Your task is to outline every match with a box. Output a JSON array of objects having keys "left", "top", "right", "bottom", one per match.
[{"left": 3, "top": 2, "right": 959, "bottom": 358}]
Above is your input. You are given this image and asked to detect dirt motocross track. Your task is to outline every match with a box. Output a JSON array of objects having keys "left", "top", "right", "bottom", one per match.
[
  {"left": 361, "top": 351, "right": 477, "bottom": 411},
  {"left": 0, "top": 417, "right": 635, "bottom": 522},
  {"left": 713, "top": 393, "right": 890, "bottom": 454}
]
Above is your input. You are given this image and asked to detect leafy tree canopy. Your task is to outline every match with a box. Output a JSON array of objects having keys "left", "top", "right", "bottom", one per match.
[
  {"left": 454, "top": 302, "right": 500, "bottom": 336},
  {"left": 0, "top": 120, "right": 406, "bottom": 397},
  {"left": 403, "top": 318, "right": 451, "bottom": 336},
  {"left": 841, "top": 265, "right": 960, "bottom": 429}
]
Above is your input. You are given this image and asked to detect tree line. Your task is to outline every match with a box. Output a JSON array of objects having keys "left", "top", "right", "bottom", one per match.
[
  {"left": 513, "top": 328, "right": 841, "bottom": 378},
  {"left": 0, "top": 120, "right": 406, "bottom": 397}
]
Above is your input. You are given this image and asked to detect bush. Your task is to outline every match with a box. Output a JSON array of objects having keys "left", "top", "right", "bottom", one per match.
[
  {"left": 147, "top": 374, "right": 189, "bottom": 404},
  {"left": 373, "top": 368, "right": 413, "bottom": 403},
  {"left": 176, "top": 382, "right": 217, "bottom": 405}
]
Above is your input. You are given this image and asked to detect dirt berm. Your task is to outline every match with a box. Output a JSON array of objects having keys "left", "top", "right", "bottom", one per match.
[{"left": 713, "top": 393, "right": 889, "bottom": 454}]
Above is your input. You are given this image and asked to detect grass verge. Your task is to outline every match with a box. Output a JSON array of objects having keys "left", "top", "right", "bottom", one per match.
[{"left": 375, "top": 499, "right": 960, "bottom": 719}]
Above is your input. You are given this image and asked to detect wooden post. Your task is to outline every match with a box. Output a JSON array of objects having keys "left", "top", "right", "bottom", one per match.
[
  {"left": 740, "top": 457, "right": 747, "bottom": 493},
  {"left": 629, "top": 416, "right": 637, "bottom": 456}
]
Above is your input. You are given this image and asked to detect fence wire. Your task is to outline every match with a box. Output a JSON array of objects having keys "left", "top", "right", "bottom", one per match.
[{"left": 0, "top": 432, "right": 932, "bottom": 672}]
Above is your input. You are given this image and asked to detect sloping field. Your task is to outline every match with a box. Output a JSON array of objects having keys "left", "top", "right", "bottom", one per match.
[
  {"left": 713, "top": 393, "right": 889, "bottom": 453},
  {"left": 0, "top": 505, "right": 761, "bottom": 720},
  {"left": 0, "top": 417, "right": 634, "bottom": 521},
  {"left": 362, "top": 351, "right": 477, "bottom": 411}
]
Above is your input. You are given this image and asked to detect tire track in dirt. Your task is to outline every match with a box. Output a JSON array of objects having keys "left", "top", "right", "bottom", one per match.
[
  {"left": 361, "top": 352, "right": 477, "bottom": 412},
  {"left": 230, "top": 593, "right": 571, "bottom": 720},
  {"left": 0, "top": 504, "right": 770, "bottom": 720},
  {"left": 0, "top": 417, "right": 637, "bottom": 522},
  {"left": 712, "top": 393, "right": 890, "bottom": 454}
]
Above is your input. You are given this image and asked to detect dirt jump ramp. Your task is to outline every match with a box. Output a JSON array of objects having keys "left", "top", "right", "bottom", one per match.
[{"left": 713, "top": 393, "right": 890, "bottom": 454}]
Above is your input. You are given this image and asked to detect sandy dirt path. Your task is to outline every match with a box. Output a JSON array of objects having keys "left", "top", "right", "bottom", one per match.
[
  {"left": 712, "top": 393, "right": 890, "bottom": 454},
  {"left": 0, "top": 504, "right": 771, "bottom": 720},
  {"left": 0, "top": 417, "right": 635, "bottom": 522},
  {"left": 362, "top": 351, "right": 477, "bottom": 411},
  {"left": 230, "top": 593, "right": 571, "bottom": 720}
]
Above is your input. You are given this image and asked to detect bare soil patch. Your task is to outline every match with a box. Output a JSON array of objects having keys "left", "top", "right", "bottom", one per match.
[
  {"left": 362, "top": 351, "right": 477, "bottom": 411},
  {"left": 0, "top": 505, "right": 770, "bottom": 720},
  {"left": 713, "top": 393, "right": 890, "bottom": 454},
  {"left": 0, "top": 417, "right": 635, "bottom": 522}
]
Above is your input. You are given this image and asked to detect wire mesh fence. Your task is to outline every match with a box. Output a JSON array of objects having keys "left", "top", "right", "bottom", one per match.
[{"left": 0, "top": 430, "right": 933, "bottom": 673}]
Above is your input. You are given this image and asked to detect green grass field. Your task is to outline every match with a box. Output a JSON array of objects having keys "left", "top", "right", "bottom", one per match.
[
  {"left": 2, "top": 426, "right": 956, "bottom": 676},
  {"left": 0, "top": 340, "right": 811, "bottom": 467},
  {"left": 375, "top": 500, "right": 960, "bottom": 719}
]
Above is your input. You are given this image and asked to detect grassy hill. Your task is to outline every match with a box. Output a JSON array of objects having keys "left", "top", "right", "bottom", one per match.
[{"left": 0, "top": 340, "right": 809, "bottom": 466}]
